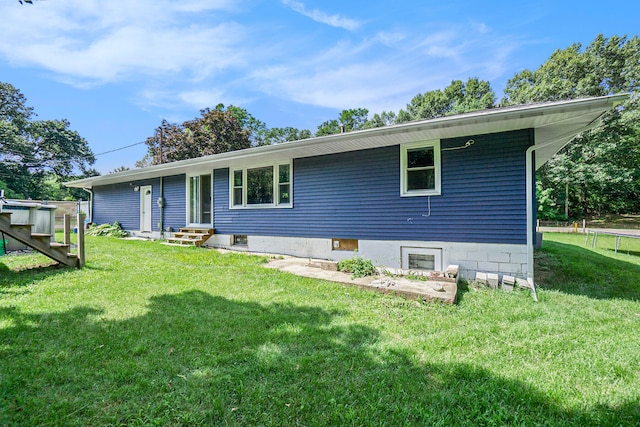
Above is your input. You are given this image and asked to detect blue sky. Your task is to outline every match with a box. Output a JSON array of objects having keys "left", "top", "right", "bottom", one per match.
[{"left": 0, "top": 0, "right": 638, "bottom": 174}]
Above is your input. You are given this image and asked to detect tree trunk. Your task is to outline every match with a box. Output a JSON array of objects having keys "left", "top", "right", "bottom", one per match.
[
  {"left": 580, "top": 182, "right": 589, "bottom": 218},
  {"left": 565, "top": 181, "right": 569, "bottom": 219}
]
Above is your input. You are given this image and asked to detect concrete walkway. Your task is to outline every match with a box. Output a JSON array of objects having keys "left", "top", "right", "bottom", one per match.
[{"left": 264, "top": 256, "right": 457, "bottom": 304}]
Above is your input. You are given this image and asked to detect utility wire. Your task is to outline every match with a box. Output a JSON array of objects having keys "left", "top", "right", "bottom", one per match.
[
  {"left": 2, "top": 140, "right": 147, "bottom": 157},
  {"left": 94, "top": 141, "right": 146, "bottom": 156}
]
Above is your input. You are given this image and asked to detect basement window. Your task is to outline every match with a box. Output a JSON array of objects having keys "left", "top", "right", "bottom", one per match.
[
  {"left": 408, "top": 254, "right": 435, "bottom": 270},
  {"left": 232, "top": 235, "right": 248, "bottom": 246},
  {"left": 401, "top": 247, "right": 442, "bottom": 271}
]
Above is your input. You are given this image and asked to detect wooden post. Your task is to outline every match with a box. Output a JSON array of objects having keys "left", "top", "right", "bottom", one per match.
[
  {"left": 63, "top": 214, "right": 71, "bottom": 246},
  {"left": 77, "top": 212, "right": 85, "bottom": 268}
]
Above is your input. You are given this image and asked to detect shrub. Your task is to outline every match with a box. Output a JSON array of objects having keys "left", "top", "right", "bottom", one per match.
[
  {"left": 86, "top": 221, "right": 128, "bottom": 238},
  {"left": 337, "top": 254, "right": 376, "bottom": 278}
]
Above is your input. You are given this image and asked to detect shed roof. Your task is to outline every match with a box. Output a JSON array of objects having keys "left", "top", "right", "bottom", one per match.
[{"left": 66, "top": 94, "right": 627, "bottom": 189}]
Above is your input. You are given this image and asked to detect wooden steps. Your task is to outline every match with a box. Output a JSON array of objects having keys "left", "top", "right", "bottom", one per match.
[
  {"left": 166, "top": 227, "right": 214, "bottom": 247},
  {"left": 31, "top": 233, "right": 53, "bottom": 240},
  {"left": 0, "top": 211, "right": 78, "bottom": 267}
]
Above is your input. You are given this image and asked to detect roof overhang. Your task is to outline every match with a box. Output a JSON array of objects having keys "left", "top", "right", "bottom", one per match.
[{"left": 66, "top": 94, "right": 627, "bottom": 189}]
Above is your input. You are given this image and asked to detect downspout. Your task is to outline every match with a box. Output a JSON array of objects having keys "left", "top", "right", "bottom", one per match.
[
  {"left": 82, "top": 188, "right": 93, "bottom": 223},
  {"left": 525, "top": 143, "right": 539, "bottom": 302},
  {"left": 159, "top": 177, "right": 164, "bottom": 238},
  {"left": 525, "top": 114, "right": 608, "bottom": 301}
]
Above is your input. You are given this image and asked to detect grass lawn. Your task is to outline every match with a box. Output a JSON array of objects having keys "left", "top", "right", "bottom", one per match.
[{"left": 1, "top": 234, "right": 639, "bottom": 426}]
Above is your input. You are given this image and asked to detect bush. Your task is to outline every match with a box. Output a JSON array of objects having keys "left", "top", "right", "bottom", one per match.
[
  {"left": 86, "top": 221, "right": 128, "bottom": 238},
  {"left": 337, "top": 254, "right": 376, "bottom": 278}
]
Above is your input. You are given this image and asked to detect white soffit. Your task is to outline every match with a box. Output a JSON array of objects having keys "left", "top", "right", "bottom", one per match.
[{"left": 66, "top": 94, "right": 627, "bottom": 188}]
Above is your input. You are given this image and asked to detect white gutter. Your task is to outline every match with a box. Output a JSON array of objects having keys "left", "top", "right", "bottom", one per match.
[{"left": 65, "top": 95, "right": 628, "bottom": 189}]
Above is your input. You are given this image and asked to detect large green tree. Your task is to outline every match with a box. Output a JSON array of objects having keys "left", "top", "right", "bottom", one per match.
[
  {"left": 0, "top": 82, "right": 96, "bottom": 199},
  {"left": 316, "top": 108, "right": 370, "bottom": 136},
  {"left": 397, "top": 77, "right": 496, "bottom": 123},
  {"left": 145, "top": 108, "right": 251, "bottom": 165},
  {"left": 503, "top": 34, "right": 640, "bottom": 218},
  {"left": 260, "top": 127, "right": 312, "bottom": 144},
  {"left": 363, "top": 111, "right": 396, "bottom": 129}
]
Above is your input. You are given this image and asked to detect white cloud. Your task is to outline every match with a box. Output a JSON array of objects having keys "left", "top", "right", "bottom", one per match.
[
  {"left": 177, "top": 89, "right": 230, "bottom": 110},
  {"left": 282, "top": 0, "right": 361, "bottom": 31},
  {"left": 0, "top": 0, "right": 246, "bottom": 85},
  {"left": 251, "top": 59, "right": 428, "bottom": 114},
  {"left": 470, "top": 20, "right": 490, "bottom": 34},
  {"left": 246, "top": 22, "right": 523, "bottom": 114},
  {"left": 372, "top": 31, "right": 407, "bottom": 48},
  {"left": 0, "top": 0, "right": 527, "bottom": 120}
]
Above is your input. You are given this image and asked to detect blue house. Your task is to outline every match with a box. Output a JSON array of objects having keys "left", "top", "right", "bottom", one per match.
[{"left": 66, "top": 95, "right": 625, "bottom": 280}]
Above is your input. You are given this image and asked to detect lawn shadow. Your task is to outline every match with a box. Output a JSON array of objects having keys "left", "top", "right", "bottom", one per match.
[
  {"left": 453, "top": 278, "right": 471, "bottom": 304},
  {"left": 2, "top": 290, "right": 638, "bottom": 425},
  {"left": 535, "top": 241, "right": 640, "bottom": 301},
  {"left": 603, "top": 248, "right": 640, "bottom": 258},
  {"left": 0, "top": 258, "right": 73, "bottom": 291}
]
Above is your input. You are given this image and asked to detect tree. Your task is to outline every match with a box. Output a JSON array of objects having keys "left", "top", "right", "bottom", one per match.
[
  {"left": 316, "top": 108, "right": 369, "bottom": 136},
  {"left": 399, "top": 78, "right": 496, "bottom": 123},
  {"left": 135, "top": 153, "right": 154, "bottom": 168},
  {"left": 445, "top": 78, "right": 496, "bottom": 115},
  {"left": 215, "top": 104, "right": 269, "bottom": 146},
  {"left": 405, "top": 90, "right": 450, "bottom": 121},
  {"left": 0, "top": 82, "right": 95, "bottom": 199},
  {"left": 364, "top": 111, "right": 396, "bottom": 129},
  {"left": 109, "top": 166, "right": 131, "bottom": 174},
  {"left": 0, "top": 179, "right": 24, "bottom": 199},
  {"left": 261, "top": 127, "right": 312, "bottom": 144},
  {"left": 503, "top": 34, "right": 640, "bottom": 218},
  {"left": 145, "top": 108, "right": 250, "bottom": 165}
]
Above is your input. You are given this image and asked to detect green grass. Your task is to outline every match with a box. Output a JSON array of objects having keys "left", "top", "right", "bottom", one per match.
[
  {"left": 1, "top": 234, "right": 639, "bottom": 426},
  {"left": 536, "top": 232, "right": 640, "bottom": 299},
  {"left": 587, "top": 214, "right": 640, "bottom": 229}
]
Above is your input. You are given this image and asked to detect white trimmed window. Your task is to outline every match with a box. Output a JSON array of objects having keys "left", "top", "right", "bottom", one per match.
[
  {"left": 400, "top": 140, "right": 441, "bottom": 196},
  {"left": 230, "top": 162, "right": 292, "bottom": 208}
]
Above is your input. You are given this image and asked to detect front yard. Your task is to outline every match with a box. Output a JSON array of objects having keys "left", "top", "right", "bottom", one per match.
[{"left": 0, "top": 234, "right": 639, "bottom": 426}]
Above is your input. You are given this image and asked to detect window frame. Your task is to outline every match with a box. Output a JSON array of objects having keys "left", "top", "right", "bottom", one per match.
[
  {"left": 229, "top": 161, "right": 293, "bottom": 209},
  {"left": 400, "top": 140, "right": 441, "bottom": 197},
  {"left": 401, "top": 247, "right": 443, "bottom": 271},
  {"left": 186, "top": 173, "right": 213, "bottom": 226}
]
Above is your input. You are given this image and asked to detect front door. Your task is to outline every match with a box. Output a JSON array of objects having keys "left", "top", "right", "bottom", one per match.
[
  {"left": 188, "top": 175, "right": 212, "bottom": 226},
  {"left": 140, "top": 185, "right": 153, "bottom": 232}
]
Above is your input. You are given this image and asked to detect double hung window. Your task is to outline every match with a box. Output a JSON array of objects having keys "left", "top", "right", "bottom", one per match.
[{"left": 400, "top": 140, "right": 441, "bottom": 196}]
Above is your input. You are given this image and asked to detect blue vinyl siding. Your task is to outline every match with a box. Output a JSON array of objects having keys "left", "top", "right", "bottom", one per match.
[
  {"left": 213, "top": 129, "right": 533, "bottom": 244},
  {"left": 93, "top": 179, "right": 157, "bottom": 230},
  {"left": 162, "top": 174, "right": 186, "bottom": 231},
  {"left": 93, "top": 174, "right": 185, "bottom": 232}
]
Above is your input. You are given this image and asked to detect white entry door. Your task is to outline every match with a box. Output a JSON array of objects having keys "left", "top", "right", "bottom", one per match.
[{"left": 140, "top": 185, "right": 153, "bottom": 232}]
